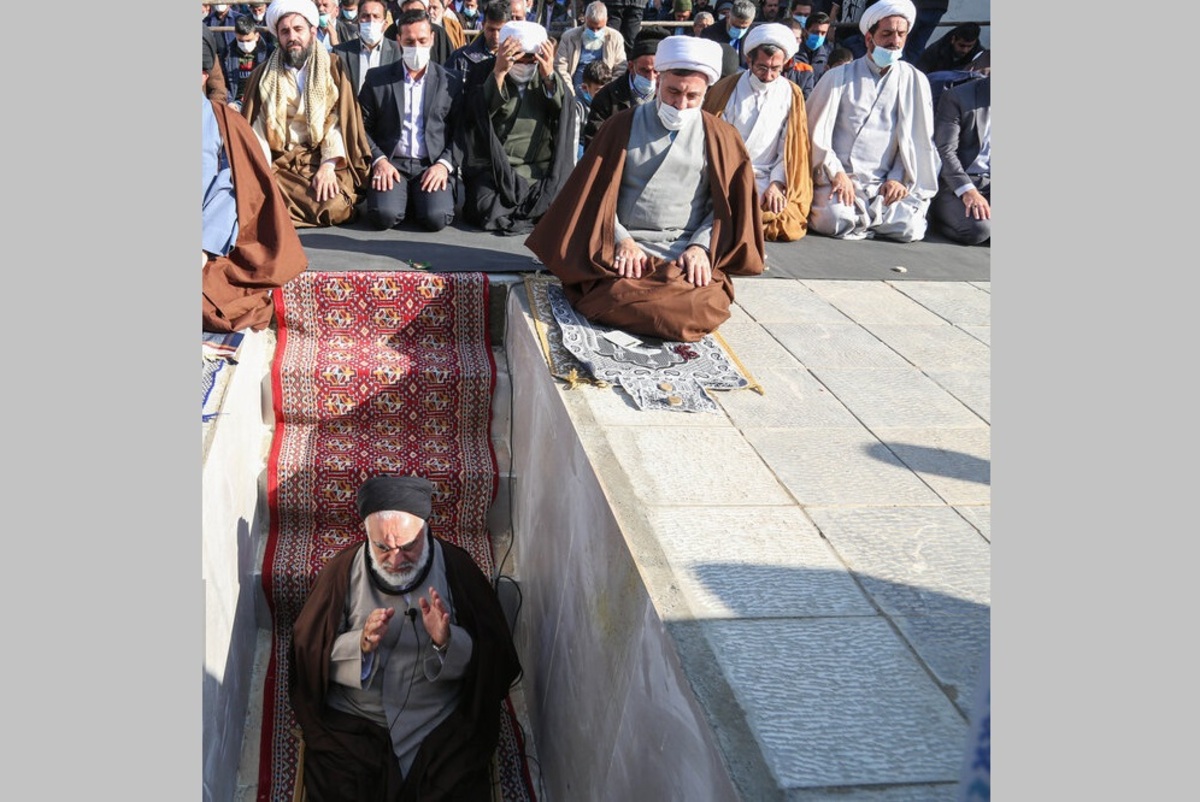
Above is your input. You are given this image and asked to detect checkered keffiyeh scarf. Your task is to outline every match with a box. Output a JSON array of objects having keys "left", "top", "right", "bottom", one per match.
[{"left": 256, "top": 42, "right": 338, "bottom": 152}]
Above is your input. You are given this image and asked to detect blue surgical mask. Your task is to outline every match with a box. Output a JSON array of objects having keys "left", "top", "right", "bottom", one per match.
[
  {"left": 805, "top": 32, "right": 825, "bottom": 50},
  {"left": 729, "top": 24, "right": 747, "bottom": 40},
  {"left": 793, "top": 14, "right": 806, "bottom": 27},
  {"left": 583, "top": 28, "right": 603, "bottom": 43},
  {"left": 463, "top": 6, "right": 477, "bottom": 17},
  {"left": 581, "top": 89, "right": 593, "bottom": 104},
  {"left": 318, "top": 13, "right": 331, "bottom": 27},
  {"left": 870, "top": 45, "right": 900, "bottom": 68},
  {"left": 631, "top": 73, "right": 655, "bottom": 96},
  {"left": 342, "top": 8, "right": 358, "bottom": 19}
]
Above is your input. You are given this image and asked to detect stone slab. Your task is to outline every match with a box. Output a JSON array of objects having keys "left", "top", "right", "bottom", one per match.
[
  {"left": 862, "top": 324, "right": 991, "bottom": 373},
  {"left": 599, "top": 426, "right": 795, "bottom": 508},
  {"left": 955, "top": 505, "right": 991, "bottom": 543},
  {"left": 715, "top": 367, "right": 863, "bottom": 430},
  {"left": 703, "top": 618, "right": 970, "bottom": 790},
  {"left": 810, "top": 368, "right": 987, "bottom": 429},
  {"left": 765, "top": 322, "right": 913, "bottom": 369},
  {"left": 872, "top": 428, "right": 992, "bottom": 506},
  {"left": 892, "top": 611, "right": 991, "bottom": 715},
  {"left": 890, "top": 281, "right": 992, "bottom": 327},
  {"left": 801, "top": 280, "right": 949, "bottom": 325},
  {"left": 733, "top": 278, "right": 854, "bottom": 324},
  {"left": 743, "top": 427, "right": 946, "bottom": 506},
  {"left": 805, "top": 506, "right": 991, "bottom": 614},
  {"left": 925, "top": 371, "right": 990, "bottom": 424},
  {"left": 961, "top": 325, "right": 990, "bottom": 346},
  {"left": 645, "top": 506, "right": 874, "bottom": 620},
  {"left": 717, "top": 321, "right": 807, "bottom": 373},
  {"left": 786, "top": 784, "right": 957, "bottom": 801}
]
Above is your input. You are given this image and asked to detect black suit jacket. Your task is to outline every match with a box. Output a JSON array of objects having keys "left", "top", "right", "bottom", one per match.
[
  {"left": 583, "top": 73, "right": 639, "bottom": 149},
  {"left": 358, "top": 59, "right": 466, "bottom": 172},
  {"left": 333, "top": 37, "right": 403, "bottom": 96},
  {"left": 934, "top": 74, "right": 990, "bottom": 192}
]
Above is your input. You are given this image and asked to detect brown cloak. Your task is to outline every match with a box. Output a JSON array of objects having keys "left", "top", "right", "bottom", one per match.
[
  {"left": 442, "top": 13, "right": 466, "bottom": 51},
  {"left": 240, "top": 53, "right": 373, "bottom": 228},
  {"left": 703, "top": 73, "right": 813, "bottom": 242},
  {"left": 203, "top": 100, "right": 307, "bottom": 333},
  {"left": 290, "top": 540, "right": 522, "bottom": 802},
  {"left": 525, "top": 106, "right": 765, "bottom": 343}
]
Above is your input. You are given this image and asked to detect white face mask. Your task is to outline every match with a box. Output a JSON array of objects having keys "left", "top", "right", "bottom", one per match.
[
  {"left": 236, "top": 39, "right": 258, "bottom": 53},
  {"left": 213, "top": 4, "right": 228, "bottom": 12},
  {"left": 655, "top": 98, "right": 700, "bottom": 131},
  {"left": 359, "top": 20, "right": 383, "bottom": 45},
  {"left": 402, "top": 45, "right": 432, "bottom": 72},
  {"left": 342, "top": 8, "right": 358, "bottom": 19},
  {"left": 508, "top": 62, "right": 537, "bottom": 84},
  {"left": 747, "top": 72, "right": 771, "bottom": 93}
]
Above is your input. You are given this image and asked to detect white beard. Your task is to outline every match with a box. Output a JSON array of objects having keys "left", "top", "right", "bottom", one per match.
[{"left": 367, "top": 535, "right": 433, "bottom": 592}]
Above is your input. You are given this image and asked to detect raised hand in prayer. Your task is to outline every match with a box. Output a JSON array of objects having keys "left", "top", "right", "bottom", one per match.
[
  {"left": 762, "top": 181, "right": 787, "bottom": 215},
  {"left": 361, "top": 606, "right": 396, "bottom": 654},
  {"left": 678, "top": 245, "right": 712, "bottom": 288},
  {"left": 494, "top": 38, "right": 525, "bottom": 80},
  {"left": 961, "top": 188, "right": 991, "bottom": 220},
  {"left": 420, "top": 163, "right": 451, "bottom": 193},
  {"left": 880, "top": 179, "right": 909, "bottom": 206},
  {"left": 313, "top": 160, "right": 341, "bottom": 202},
  {"left": 613, "top": 237, "right": 649, "bottom": 278},
  {"left": 373, "top": 159, "right": 402, "bottom": 192},
  {"left": 830, "top": 171, "right": 856, "bottom": 206},
  {"left": 534, "top": 40, "right": 556, "bottom": 80},
  {"left": 418, "top": 586, "right": 451, "bottom": 648}
]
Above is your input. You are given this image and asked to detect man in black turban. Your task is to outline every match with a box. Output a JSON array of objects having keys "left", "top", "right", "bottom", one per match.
[
  {"left": 290, "top": 474, "right": 521, "bottom": 801},
  {"left": 581, "top": 26, "right": 666, "bottom": 149}
]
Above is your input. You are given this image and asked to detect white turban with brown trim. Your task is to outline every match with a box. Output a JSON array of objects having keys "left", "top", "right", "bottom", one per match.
[
  {"left": 654, "top": 35, "right": 724, "bottom": 86},
  {"left": 859, "top": 0, "right": 916, "bottom": 36},
  {"left": 266, "top": 0, "right": 319, "bottom": 33}
]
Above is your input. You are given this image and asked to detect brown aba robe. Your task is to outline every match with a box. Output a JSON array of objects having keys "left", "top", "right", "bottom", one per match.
[
  {"left": 290, "top": 539, "right": 522, "bottom": 802},
  {"left": 240, "top": 54, "right": 373, "bottom": 228},
  {"left": 703, "top": 74, "right": 814, "bottom": 242},
  {"left": 203, "top": 100, "right": 307, "bottom": 333},
  {"left": 525, "top": 106, "right": 766, "bottom": 343}
]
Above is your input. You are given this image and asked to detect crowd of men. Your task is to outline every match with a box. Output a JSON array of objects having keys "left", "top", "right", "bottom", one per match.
[{"left": 204, "top": 0, "right": 991, "bottom": 338}]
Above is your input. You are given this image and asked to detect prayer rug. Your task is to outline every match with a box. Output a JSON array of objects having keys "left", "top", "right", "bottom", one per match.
[
  {"left": 259, "top": 271, "right": 537, "bottom": 802},
  {"left": 524, "top": 274, "right": 763, "bottom": 413}
]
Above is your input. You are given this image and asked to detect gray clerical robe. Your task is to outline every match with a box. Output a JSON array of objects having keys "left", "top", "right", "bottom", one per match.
[
  {"left": 324, "top": 541, "right": 475, "bottom": 777},
  {"left": 615, "top": 103, "right": 714, "bottom": 261}
]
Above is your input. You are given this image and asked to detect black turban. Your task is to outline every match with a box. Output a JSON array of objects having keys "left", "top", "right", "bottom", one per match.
[
  {"left": 631, "top": 28, "right": 667, "bottom": 59},
  {"left": 356, "top": 475, "right": 433, "bottom": 521}
]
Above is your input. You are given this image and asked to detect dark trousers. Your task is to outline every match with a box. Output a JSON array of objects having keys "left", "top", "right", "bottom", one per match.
[
  {"left": 932, "top": 174, "right": 990, "bottom": 245},
  {"left": 366, "top": 155, "right": 457, "bottom": 231}
]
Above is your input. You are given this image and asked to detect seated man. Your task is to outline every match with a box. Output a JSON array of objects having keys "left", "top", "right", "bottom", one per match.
[
  {"left": 202, "top": 38, "right": 306, "bottom": 333},
  {"left": 291, "top": 475, "right": 521, "bottom": 801},
  {"left": 460, "top": 20, "right": 576, "bottom": 234},
  {"left": 359, "top": 8, "right": 466, "bottom": 231},
  {"left": 703, "top": 22, "right": 813, "bottom": 241},
  {"left": 698, "top": 0, "right": 755, "bottom": 65},
  {"left": 445, "top": 0, "right": 509, "bottom": 92},
  {"left": 795, "top": 11, "right": 834, "bottom": 83},
  {"left": 240, "top": 0, "right": 373, "bottom": 227},
  {"left": 806, "top": 0, "right": 940, "bottom": 242},
  {"left": 915, "top": 22, "right": 984, "bottom": 74},
  {"left": 582, "top": 28, "right": 662, "bottom": 150},
  {"left": 526, "top": 35, "right": 765, "bottom": 343},
  {"left": 554, "top": 2, "right": 627, "bottom": 97},
  {"left": 930, "top": 72, "right": 990, "bottom": 245}
]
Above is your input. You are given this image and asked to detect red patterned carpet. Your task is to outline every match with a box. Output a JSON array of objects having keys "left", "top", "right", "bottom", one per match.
[{"left": 257, "top": 271, "right": 535, "bottom": 801}]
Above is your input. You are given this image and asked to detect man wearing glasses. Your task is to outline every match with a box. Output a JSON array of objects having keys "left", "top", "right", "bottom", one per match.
[
  {"left": 702, "top": 22, "right": 813, "bottom": 241},
  {"left": 290, "top": 474, "right": 521, "bottom": 801}
]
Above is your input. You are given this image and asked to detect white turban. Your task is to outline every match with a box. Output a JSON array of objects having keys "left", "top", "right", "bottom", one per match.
[
  {"left": 743, "top": 22, "right": 798, "bottom": 62},
  {"left": 499, "top": 21, "right": 549, "bottom": 53},
  {"left": 654, "top": 35, "right": 723, "bottom": 86},
  {"left": 266, "top": 0, "right": 319, "bottom": 32},
  {"left": 859, "top": 0, "right": 917, "bottom": 36}
]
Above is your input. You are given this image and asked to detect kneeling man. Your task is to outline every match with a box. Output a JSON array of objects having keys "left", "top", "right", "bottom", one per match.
[
  {"left": 526, "top": 35, "right": 764, "bottom": 343},
  {"left": 703, "top": 22, "right": 813, "bottom": 241},
  {"left": 290, "top": 475, "right": 521, "bottom": 801}
]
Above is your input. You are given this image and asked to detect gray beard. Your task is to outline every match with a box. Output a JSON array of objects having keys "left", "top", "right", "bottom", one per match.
[
  {"left": 284, "top": 42, "right": 312, "bottom": 69},
  {"left": 367, "top": 536, "right": 433, "bottom": 592}
]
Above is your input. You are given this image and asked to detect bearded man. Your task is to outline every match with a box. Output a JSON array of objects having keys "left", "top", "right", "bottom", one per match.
[
  {"left": 526, "top": 35, "right": 764, "bottom": 343},
  {"left": 240, "top": 0, "right": 372, "bottom": 227},
  {"left": 805, "top": 0, "right": 940, "bottom": 242},
  {"left": 702, "top": 21, "right": 813, "bottom": 241},
  {"left": 290, "top": 475, "right": 521, "bottom": 802}
]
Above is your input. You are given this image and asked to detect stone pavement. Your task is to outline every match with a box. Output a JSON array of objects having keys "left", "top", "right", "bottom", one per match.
[{"left": 500, "top": 272, "right": 990, "bottom": 801}]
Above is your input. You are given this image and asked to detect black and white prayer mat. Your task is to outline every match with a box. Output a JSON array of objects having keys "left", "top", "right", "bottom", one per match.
[{"left": 524, "top": 274, "right": 763, "bottom": 414}]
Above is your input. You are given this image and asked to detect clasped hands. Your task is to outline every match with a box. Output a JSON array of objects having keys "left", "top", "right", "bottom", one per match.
[
  {"left": 830, "top": 172, "right": 909, "bottom": 207},
  {"left": 360, "top": 587, "right": 451, "bottom": 654}
]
